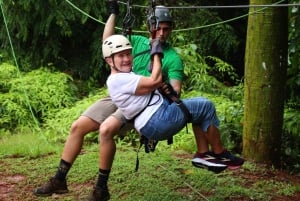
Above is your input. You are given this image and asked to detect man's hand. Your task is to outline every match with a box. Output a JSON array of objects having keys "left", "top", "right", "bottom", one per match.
[
  {"left": 159, "top": 82, "right": 178, "bottom": 98},
  {"left": 107, "top": 0, "right": 119, "bottom": 15}
]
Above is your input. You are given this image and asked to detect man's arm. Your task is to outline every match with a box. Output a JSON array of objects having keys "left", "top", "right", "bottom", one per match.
[
  {"left": 135, "top": 39, "right": 164, "bottom": 95},
  {"left": 169, "top": 79, "right": 182, "bottom": 97}
]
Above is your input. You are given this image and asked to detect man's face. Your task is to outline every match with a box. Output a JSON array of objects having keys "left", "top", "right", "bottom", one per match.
[
  {"left": 107, "top": 49, "right": 133, "bottom": 73},
  {"left": 152, "top": 22, "right": 172, "bottom": 43}
]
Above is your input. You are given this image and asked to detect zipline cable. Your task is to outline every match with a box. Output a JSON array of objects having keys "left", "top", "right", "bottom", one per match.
[
  {"left": 118, "top": 1, "right": 300, "bottom": 9},
  {"left": 0, "top": 1, "right": 42, "bottom": 132},
  {"left": 158, "top": 164, "right": 210, "bottom": 201},
  {"left": 65, "top": 0, "right": 295, "bottom": 33}
]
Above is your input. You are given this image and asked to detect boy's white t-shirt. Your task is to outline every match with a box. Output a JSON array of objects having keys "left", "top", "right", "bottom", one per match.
[{"left": 107, "top": 72, "right": 163, "bottom": 132}]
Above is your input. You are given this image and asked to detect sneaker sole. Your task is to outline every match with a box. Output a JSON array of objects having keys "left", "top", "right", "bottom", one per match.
[
  {"left": 192, "top": 158, "right": 227, "bottom": 174},
  {"left": 219, "top": 160, "right": 244, "bottom": 170},
  {"left": 227, "top": 165, "right": 242, "bottom": 170}
]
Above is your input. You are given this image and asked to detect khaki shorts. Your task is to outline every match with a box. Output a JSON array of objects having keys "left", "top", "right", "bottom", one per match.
[{"left": 82, "top": 96, "right": 134, "bottom": 134}]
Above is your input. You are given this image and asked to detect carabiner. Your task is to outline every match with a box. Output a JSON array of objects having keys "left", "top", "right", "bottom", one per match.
[{"left": 122, "top": 0, "right": 135, "bottom": 36}]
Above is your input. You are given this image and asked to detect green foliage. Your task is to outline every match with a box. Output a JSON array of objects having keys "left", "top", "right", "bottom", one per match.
[
  {"left": 0, "top": 0, "right": 248, "bottom": 84},
  {"left": 281, "top": 106, "right": 300, "bottom": 172},
  {"left": 0, "top": 63, "right": 19, "bottom": 92},
  {"left": 0, "top": 0, "right": 107, "bottom": 80},
  {"left": 205, "top": 56, "right": 239, "bottom": 85},
  {"left": 173, "top": 34, "right": 239, "bottom": 95},
  {"left": 172, "top": 1, "right": 245, "bottom": 75},
  {"left": 288, "top": 1, "right": 300, "bottom": 101},
  {"left": 0, "top": 133, "right": 60, "bottom": 158},
  {"left": 173, "top": 40, "right": 213, "bottom": 92},
  {"left": 171, "top": 90, "right": 244, "bottom": 154},
  {"left": 43, "top": 88, "right": 108, "bottom": 142},
  {"left": 0, "top": 66, "right": 78, "bottom": 132},
  {"left": 217, "top": 99, "right": 244, "bottom": 153}
]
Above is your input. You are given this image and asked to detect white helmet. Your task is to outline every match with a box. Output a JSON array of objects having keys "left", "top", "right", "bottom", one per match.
[{"left": 102, "top": 35, "right": 132, "bottom": 58}]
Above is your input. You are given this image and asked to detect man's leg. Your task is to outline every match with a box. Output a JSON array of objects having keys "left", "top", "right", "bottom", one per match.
[
  {"left": 193, "top": 125, "right": 210, "bottom": 154},
  {"left": 193, "top": 124, "right": 244, "bottom": 171},
  {"left": 202, "top": 125, "right": 244, "bottom": 169},
  {"left": 192, "top": 124, "right": 227, "bottom": 173},
  {"left": 200, "top": 125, "right": 225, "bottom": 154}
]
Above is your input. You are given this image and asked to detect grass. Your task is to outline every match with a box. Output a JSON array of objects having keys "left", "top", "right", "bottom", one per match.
[
  {"left": 0, "top": 132, "right": 60, "bottom": 158},
  {"left": 1, "top": 133, "right": 300, "bottom": 201}
]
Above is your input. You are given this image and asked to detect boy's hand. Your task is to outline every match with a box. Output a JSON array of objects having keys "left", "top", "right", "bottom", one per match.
[{"left": 107, "top": 0, "right": 119, "bottom": 15}]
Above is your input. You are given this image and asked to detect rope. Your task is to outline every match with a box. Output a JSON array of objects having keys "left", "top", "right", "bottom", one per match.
[
  {"left": 64, "top": 0, "right": 294, "bottom": 33},
  {"left": 158, "top": 164, "right": 211, "bottom": 201},
  {"left": 120, "top": 3, "right": 300, "bottom": 9},
  {"left": 0, "top": 1, "right": 42, "bottom": 133}
]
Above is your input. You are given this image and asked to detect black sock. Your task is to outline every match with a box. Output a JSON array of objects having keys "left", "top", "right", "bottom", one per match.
[
  {"left": 54, "top": 159, "right": 72, "bottom": 181},
  {"left": 96, "top": 169, "right": 111, "bottom": 189}
]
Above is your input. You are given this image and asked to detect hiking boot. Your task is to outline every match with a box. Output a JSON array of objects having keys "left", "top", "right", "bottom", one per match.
[
  {"left": 33, "top": 177, "right": 69, "bottom": 196},
  {"left": 213, "top": 149, "right": 245, "bottom": 170},
  {"left": 86, "top": 186, "right": 110, "bottom": 201},
  {"left": 192, "top": 152, "right": 227, "bottom": 173}
]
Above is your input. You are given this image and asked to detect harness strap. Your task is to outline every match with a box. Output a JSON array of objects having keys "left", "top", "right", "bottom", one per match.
[
  {"left": 158, "top": 82, "right": 192, "bottom": 136},
  {"left": 170, "top": 97, "right": 192, "bottom": 123},
  {"left": 134, "top": 91, "right": 155, "bottom": 172},
  {"left": 127, "top": 91, "right": 154, "bottom": 122}
]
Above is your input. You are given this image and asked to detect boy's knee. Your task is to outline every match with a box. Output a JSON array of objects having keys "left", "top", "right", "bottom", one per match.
[
  {"left": 99, "top": 118, "right": 122, "bottom": 140},
  {"left": 69, "top": 117, "right": 99, "bottom": 137}
]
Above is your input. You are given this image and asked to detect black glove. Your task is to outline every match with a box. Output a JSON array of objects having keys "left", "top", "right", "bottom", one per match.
[
  {"left": 107, "top": 0, "right": 119, "bottom": 15},
  {"left": 150, "top": 38, "right": 164, "bottom": 59}
]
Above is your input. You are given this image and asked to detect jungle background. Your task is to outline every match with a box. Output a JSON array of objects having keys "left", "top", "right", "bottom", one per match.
[{"left": 0, "top": 0, "right": 300, "bottom": 200}]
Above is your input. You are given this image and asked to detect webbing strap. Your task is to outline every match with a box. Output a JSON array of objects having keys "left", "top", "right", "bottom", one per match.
[
  {"left": 172, "top": 98, "right": 192, "bottom": 123},
  {"left": 127, "top": 91, "right": 154, "bottom": 122}
]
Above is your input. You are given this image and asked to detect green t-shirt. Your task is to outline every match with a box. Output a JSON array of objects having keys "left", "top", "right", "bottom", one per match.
[{"left": 130, "top": 35, "right": 183, "bottom": 82}]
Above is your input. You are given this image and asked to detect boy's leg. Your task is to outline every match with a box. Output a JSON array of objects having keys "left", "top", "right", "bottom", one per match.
[{"left": 33, "top": 97, "right": 118, "bottom": 197}]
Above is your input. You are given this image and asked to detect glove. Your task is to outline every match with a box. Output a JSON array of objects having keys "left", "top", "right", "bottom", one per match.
[
  {"left": 150, "top": 38, "right": 164, "bottom": 60},
  {"left": 107, "top": 0, "right": 119, "bottom": 15}
]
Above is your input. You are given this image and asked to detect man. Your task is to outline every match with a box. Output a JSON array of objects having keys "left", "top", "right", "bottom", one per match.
[{"left": 86, "top": 3, "right": 244, "bottom": 201}]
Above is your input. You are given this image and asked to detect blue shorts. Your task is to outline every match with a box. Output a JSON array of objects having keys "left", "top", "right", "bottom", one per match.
[{"left": 140, "top": 97, "right": 220, "bottom": 141}]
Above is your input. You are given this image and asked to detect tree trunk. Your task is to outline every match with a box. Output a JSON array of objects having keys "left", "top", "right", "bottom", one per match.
[{"left": 243, "top": 0, "right": 288, "bottom": 166}]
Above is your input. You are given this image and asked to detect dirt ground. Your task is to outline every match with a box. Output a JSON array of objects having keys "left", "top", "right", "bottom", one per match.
[{"left": 1, "top": 159, "right": 300, "bottom": 201}]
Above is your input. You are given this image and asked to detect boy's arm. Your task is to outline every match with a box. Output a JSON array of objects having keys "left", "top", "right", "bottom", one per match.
[{"left": 102, "top": 0, "right": 119, "bottom": 41}]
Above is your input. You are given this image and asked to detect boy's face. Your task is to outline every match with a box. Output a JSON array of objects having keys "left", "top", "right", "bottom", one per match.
[{"left": 106, "top": 49, "right": 133, "bottom": 73}]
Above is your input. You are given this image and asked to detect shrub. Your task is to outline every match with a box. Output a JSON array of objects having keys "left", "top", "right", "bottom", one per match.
[
  {"left": 281, "top": 106, "right": 300, "bottom": 172},
  {"left": 43, "top": 88, "right": 108, "bottom": 142},
  {"left": 0, "top": 66, "right": 78, "bottom": 133}
]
